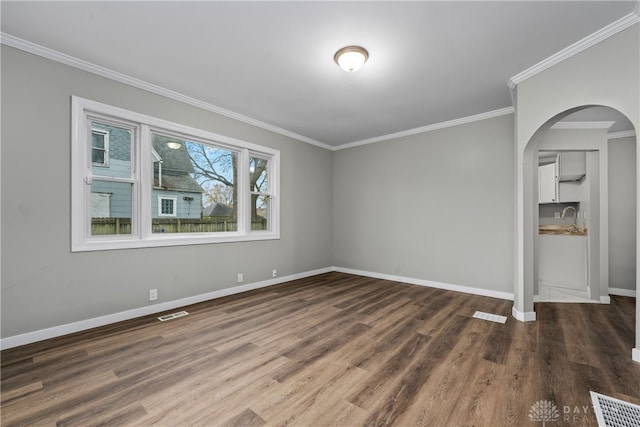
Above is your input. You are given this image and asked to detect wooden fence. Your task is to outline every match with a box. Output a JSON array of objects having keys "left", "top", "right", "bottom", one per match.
[
  {"left": 92, "top": 218, "right": 132, "bottom": 235},
  {"left": 91, "top": 217, "right": 267, "bottom": 235}
]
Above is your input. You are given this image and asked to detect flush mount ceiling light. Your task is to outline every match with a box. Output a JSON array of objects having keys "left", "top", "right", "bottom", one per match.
[
  {"left": 167, "top": 141, "right": 181, "bottom": 149},
  {"left": 334, "top": 46, "right": 369, "bottom": 72}
]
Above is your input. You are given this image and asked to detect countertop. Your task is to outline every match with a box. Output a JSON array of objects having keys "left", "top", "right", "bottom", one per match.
[{"left": 539, "top": 224, "right": 587, "bottom": 236}]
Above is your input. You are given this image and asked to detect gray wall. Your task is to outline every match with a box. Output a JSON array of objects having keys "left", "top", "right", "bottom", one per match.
[
  {"left": 332, "top": 114, "right": 515, "bottom": 293},
  {"left": 1, "top": 46, "right": 333, "bottom": 338},
  {"left": 609, "top": 136, "right": 637, "bottom": 291}
]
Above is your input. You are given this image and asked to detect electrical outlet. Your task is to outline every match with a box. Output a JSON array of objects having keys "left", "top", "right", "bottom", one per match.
[
  {"left": 149, "top": 288, "right": 158, "bottom": 301},
  {"left": 272, "top": 269, "right": 277, "bottom": 278},
  {"left": 237, "top": 273, "right": 243, "bottom": 283},
  {"left": 554, "top": 212, "right": 561, "bottom": 219}
]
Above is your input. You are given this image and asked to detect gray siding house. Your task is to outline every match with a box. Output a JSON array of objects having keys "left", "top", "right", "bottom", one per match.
[
  {"left": 90, "top": 126, "right": 203, "bottom": 220},
  {"left": 90, "top": 123, "right": 135, "bottom": 220},
  {"left": 151, "top": 135, "right": 204, "bottom": 219}
]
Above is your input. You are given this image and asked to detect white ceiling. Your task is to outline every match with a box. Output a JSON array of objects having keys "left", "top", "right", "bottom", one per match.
[{"left": 1, "top": 1, "right": 637, "bottom": 147}]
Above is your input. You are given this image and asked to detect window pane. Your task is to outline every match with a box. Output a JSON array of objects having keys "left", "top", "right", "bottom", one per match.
[
  {"left": 90, "top": 122, "right": 131, "bottom": 176},
  {"left": 251, "top": 194, "right": 269, "bottom": 231},
  {"left": 92, "top": 132, "right": 105, "bottom": 149},
  {"left": 250, "top": 157, "right": 269, "bottom": 193},
  {"left": 92, "top": 148, "right": 105, "bottom": 165},
  {"left": 151, "top": 134, "right": 237, "bottom": 233},
  {"left": 250, "top": 156, "right": 270, "bottom": 231},
  {"left": 161, "top": 198, "right": 174, "bottom": 215},
  {"left": 90, "top": 180, "right": 132, "bottom": 235}
]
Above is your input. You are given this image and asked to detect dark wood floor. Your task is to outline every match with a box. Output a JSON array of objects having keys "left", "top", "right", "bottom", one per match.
[{"left": 1, "top": 272, "right": 638, "bottom": 426}]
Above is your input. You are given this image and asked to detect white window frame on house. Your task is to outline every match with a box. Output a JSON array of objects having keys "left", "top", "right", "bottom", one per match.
[
  {"left": 71, "top": 96, "right": 280, "bottom": 252},
  {"left": 91, "top": 128, "right": 109, "bottom": 167},
  {"left": 158, "top": 196, "right": 177, "bottom": 217}
]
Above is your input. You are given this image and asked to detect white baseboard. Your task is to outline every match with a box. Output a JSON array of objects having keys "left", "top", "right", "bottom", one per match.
[
  {"left": 609, "top": 287, "right": 637, "bottom": 298},
  {"left": 333, "top": 267, "right": 514, "bottom": 300},
  {"left": 0, "top": 266, "right": 543, "bottom": 350},
  {"left": 534, "top": 294, "right": 604, "bottom": 303},
  {"left": 512, "top": 306, "right": 537, "bottom": 322},
  {"left": 0, "top": 267, "right": 333, "bottom": 350},
  {"left": 633, "top": 348, "right": 640, "bottom": 363},
  {"left": 534, "top": 295, "right": 602, "bottom": 303}
]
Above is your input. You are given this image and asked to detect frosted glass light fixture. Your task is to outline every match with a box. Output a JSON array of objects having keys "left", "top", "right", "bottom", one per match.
[
  {"left": 167, "top": 141, "right": 181, "bottom": 149},
  {"left": 334, "top": 46, "right": 369, "bottom": 72}
]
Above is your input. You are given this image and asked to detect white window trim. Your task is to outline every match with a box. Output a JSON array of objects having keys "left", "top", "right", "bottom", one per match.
[
  {"left": 72, "top": 96, "right": 280, "bottom": 252},
  {"left": 158, "top": 196, "right": 177, "bottom": 217}
]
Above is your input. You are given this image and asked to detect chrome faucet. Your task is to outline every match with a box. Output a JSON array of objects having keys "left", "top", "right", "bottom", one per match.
[{"left": 561, "top": 206, "right": 578, "bottom": 225}]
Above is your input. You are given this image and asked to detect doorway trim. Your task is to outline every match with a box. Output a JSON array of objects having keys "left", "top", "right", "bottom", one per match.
[{"left": 533, "top": 131, "right": 609, "bottom": 304}]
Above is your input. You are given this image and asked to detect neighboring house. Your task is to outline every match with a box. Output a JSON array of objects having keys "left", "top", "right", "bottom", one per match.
[
  {"left": 90, "top": 123, "right": 136, "bottom": 220},
  {"left": 202, "top": 202, "right": 267, "bottom": 220},
  {"left": 90, "top": 126, "right": 203, "bottom": 219},
  {"left": 203, "top": 202, "right": 233, "bottom": 218}
]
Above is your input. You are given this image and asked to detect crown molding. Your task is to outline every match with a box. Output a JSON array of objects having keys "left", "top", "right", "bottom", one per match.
[
  {"left": 1, "top": 32, "right": 514, "bottom": 153},
  {"left": 551, "top": 121, "right": 615, "bottom": 130},
  {"left": 1, "top": 32, "right": 333, "bottom": 151},
  {"left": 608, "top": 130, "right": 637, "bottom": 140},
  {"left": 333, "top": 107, "right": 515, "bottom": 151},
  {"left": 508, "top": 11, "right": 640, "bottom": 89}
]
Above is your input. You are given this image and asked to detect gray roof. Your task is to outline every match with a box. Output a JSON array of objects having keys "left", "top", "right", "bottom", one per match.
[
  {"left": 152, "top": 135, "right": 203, "bottom": 194},
  {"left": 159, "top": 174, "right": 204, "bottom": 194},
  {"left": 203, "top": 202, "right": 233, "bottom": 217},
  {"left": 152, "top": 136, "right": 195, "bottom": 174}
]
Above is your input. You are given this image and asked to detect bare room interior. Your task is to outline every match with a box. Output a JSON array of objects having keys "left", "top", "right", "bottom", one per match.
[{"left": 1, "top": 1, "right": 639, "bottom": 426}]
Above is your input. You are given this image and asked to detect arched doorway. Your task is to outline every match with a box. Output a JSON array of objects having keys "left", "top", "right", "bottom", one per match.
[
  {"left": 509, "top": 18, "right": 639, "bottom": 363},
  {"left": 518, "top": 104, "right": 637, "bottom": 358}
]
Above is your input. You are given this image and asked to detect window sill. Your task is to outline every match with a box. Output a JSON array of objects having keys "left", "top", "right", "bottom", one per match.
[{"left": 72, "top": 231, "right": 280, "bottom": 252}]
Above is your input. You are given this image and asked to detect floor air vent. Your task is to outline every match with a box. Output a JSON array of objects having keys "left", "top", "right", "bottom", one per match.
[
  {"left": 472, "top": 311, "right": 507, "bottom": 324},
  {"left": 591, "top": 391, "right": 640, "bottom": 427},
  {"left": 158, "top": 311, "right": 189, "bottom": 321}
]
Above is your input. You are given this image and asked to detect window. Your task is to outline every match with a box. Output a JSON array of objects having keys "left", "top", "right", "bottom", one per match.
[
  {"left": 151, "top": 134, "right": 240, "bottom": 234},
  {"left": 72, "top": 97, "right": 280, "bottom": 251},
  {"left": 158, "top": 196, "right": 176, "bottom": 217},
  {"left": 91, "top": 129, "right": 109, "bottom": 166},
  {"left": 250, "top": 156, "right": 271, "bottom": 231}
]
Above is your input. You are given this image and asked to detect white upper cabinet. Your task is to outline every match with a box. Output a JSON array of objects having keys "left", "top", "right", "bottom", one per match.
[{"left": 538, "top": 162, "right": 558, "bottom": 203}]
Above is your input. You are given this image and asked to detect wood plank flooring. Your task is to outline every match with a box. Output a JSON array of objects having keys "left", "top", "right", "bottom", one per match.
[{"left": 1, "top": 272, "right": 639, "bottom": 426}]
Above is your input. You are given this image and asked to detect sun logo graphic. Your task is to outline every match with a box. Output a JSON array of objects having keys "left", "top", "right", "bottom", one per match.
[{"left": 529, "top": 400, "right": 560, "bottom": 426}]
